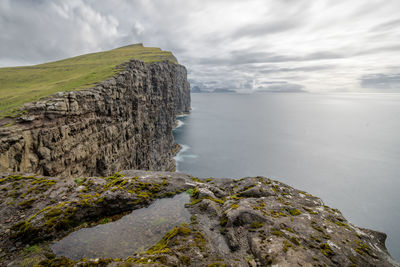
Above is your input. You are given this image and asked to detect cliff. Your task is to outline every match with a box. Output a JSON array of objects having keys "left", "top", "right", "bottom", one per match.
[
  {"left": 0, "top": 59, "right": 190, "bottom": 177},
  {"left": 0, "top": 46, "right": 397, "bottom": 266},
  {"left": 0, "top": 172, "right": 397, "bottom": 266}
]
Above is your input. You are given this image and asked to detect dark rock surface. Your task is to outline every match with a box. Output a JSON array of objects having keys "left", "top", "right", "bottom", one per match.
[
  {"left": 0, "top": 60, "right": 190, "bottom": 177},
  {"left": 0, "top": 172, "right": 398, "bottom": 266}
]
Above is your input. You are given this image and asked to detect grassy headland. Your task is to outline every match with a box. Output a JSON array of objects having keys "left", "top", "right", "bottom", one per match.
[{"left": 0, "top": 44, "right": 177, "bottom": 118}]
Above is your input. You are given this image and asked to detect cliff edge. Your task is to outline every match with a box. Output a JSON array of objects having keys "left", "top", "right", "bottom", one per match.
[{"left": 0, "top": 59, "right": 190, "bottom": 177}]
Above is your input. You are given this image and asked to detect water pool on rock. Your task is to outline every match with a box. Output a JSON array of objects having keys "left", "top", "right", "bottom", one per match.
[{"left": 50, "top": 193, "right": 191, "bottom": 260}]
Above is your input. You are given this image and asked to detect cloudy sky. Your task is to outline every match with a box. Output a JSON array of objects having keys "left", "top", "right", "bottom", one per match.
[{"left": 1, "top": 0, "right": 400, "bottom": 92}]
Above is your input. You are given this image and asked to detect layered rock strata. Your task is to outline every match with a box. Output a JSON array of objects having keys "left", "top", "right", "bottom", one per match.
[
  {"left": 0, "top": 171, "right": 397, "bottom": 266},
  {"left": 0, "top": 60, "right": 190, "bottom": 177}
]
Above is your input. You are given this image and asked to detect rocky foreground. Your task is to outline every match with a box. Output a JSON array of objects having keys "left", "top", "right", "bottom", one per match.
[{"left": 0, "top": 171, "right": 398, "bottom": 266}]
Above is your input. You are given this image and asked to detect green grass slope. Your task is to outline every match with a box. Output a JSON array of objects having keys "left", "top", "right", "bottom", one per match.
[{"left": 0, "top": 44, "right": 177, "bottom": 119}]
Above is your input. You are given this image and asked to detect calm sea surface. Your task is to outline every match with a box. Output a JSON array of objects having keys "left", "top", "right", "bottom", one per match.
[{"left": 173, "top": 93, "right": 400, "bottom": 261}]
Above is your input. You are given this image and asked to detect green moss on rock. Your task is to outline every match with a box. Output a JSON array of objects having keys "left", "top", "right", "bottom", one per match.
[
  {"left": 146, "top": 224, "right": 192, "bottom": 254},
  {"left": 320, "top": 243, "right": 334, "bottom": 257}
]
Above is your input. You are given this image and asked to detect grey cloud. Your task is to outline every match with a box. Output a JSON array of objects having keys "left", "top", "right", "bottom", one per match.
[
  {"left": 1, "top": 0, "right": 400, "bottom": 93},
  {"left": 204, "top": 81, "right": 218, "bottom": 85},
  {"left": 356, "top": 44, "right": 400, "bottom": 56},
  {"left": 0, "top": 0, "right": 119, "bottom": 65},
  {"left": 189, "top": 80, "right": 218, "bottom": 86},
  {"left": 256, "top": 82, "right": 305, "bottom": 93},
  {"left": 231, "top": 20, "right": 301, "bottom": 39},
  {"left": 361, "top": 73, "right": 400, "bottom": 89},
  {"left": 371, "top": 18, "right": 400, "bottom": 31},
  {"left": 306, "top": 52, "right": 344, "bottom": 61},
  {"left": 196, "top": 50, "right": 345, "bottom": 67},
  {"left": 260, "top": 81, "right": 292, "bottom": 85},
  {"left": 230, "top": 0, "right": 311, "bottom": 39},
  {"left": 189, "top": 74, "right": 255, "bottom": 93},
  {"left": 253, "top": 65, "right": 337, "bottom": 75}
]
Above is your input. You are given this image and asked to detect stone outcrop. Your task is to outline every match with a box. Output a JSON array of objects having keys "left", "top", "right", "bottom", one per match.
[
  {"left": 0, "top": 60, "right": 190, "bottom": 177},
  {"left": 0, "top": 172, "right": 398, "bottom": 266}
]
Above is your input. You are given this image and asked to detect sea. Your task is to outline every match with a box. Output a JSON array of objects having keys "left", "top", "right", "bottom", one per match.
[{"left": 173, "top": 92, "right": 400, "bottom": 261}]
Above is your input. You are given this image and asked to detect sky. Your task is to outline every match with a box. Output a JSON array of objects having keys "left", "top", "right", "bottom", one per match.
[{"left": 1, "top": 0, "right": 400, "bottom": 93}]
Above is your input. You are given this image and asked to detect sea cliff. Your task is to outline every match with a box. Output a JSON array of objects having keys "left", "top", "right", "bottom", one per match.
[
  {"left": 0, "top": 60, "right": 190, "bottom": 177},
  {"left": 0, "top": 47, "right": 398, "bottom": 266}
]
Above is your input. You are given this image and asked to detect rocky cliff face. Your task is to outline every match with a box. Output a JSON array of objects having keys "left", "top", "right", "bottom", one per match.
[{"left": 0, "top": 60, "right": 190, "bottom": 177}]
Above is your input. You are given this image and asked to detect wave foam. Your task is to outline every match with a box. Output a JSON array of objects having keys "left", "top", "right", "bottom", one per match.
[
  {"left": 174, "top": 144, "right": 197, "bottom": 172},
  {"left": 174, "top": 119, "right": 184, "bottom": 129},
  {"left": 176, "top": 114, "right": 188, "bottom": 118}
]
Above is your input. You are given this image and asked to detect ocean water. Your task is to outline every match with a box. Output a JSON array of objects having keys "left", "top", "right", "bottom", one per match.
[{"left": 173, "top": 93, "right": 400, "bottom": 261}]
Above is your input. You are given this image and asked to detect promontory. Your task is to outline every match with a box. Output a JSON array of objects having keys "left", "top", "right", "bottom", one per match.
[{"left": 0, "top": 44, "right": 397, "bottom": 266}]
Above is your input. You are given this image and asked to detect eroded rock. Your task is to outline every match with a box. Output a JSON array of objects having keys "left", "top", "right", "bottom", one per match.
[
  {"left": 0, "top": 59, "right": 190, "bottom": 178},
  {"left": 0, "top": 172, "right": 398, "bottom": 266}
]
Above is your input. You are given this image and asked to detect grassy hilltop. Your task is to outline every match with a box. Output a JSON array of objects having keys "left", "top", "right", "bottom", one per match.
[{"left": 0, "top": 44, "right": 177, "bottom": 119}]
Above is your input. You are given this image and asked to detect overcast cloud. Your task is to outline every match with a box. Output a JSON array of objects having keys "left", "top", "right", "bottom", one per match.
[{"left": 1, "top": 0, "right": 400, "bottom": 92}]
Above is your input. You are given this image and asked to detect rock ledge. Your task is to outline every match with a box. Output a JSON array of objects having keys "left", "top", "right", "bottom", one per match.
[{"left": 0, "top": 171, "right": 398, "bottom": 266}]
